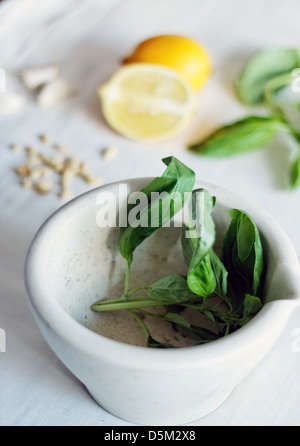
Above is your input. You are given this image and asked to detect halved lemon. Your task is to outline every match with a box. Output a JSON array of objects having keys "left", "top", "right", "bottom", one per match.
[{"left": 98, "top": 63, "right": 197, "bottom": 142}]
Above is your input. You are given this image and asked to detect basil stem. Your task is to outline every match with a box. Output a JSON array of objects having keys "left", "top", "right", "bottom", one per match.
[
  {"left": 92, "top": 296, "right": 174, "bottom": 312},
  {"left": 236, "top": 48, "right": 300, "bottom": 105}
]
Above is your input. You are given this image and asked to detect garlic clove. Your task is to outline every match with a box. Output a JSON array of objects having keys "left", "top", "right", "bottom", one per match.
[
  {"left": 37, "top": 79, "right": 76, "bottom": 109},
  {"left": 101, "top": 146, "right": 119, "bottom": 161},
  {"left": 0, "top": 91, "right": 25, "bottom": 115},
  {"left": 20, "top": 64, "right": 60, "bottom": 90}
]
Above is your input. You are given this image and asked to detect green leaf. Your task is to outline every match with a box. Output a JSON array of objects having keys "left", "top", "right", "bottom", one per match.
[
  {"left": 172, "top": 321, "right": 219, "bottom": 343},
  {"left": 163, "top": 312, "right": 192, "bottom": 328},
  {"left": 289, "top": 152, "right": 300, "bottom": 190},
  {"left": 202, "top": 310, "right": 216, "bottom": 325},
  {"left": 182, "top": 189, "right": 216, "bottom": 271},
  {"left": 188, "top": 116, "right": 285, "bottom": 157},
  {"left": 147, "top": 335, "right": 175, "bottom": 349},
  {"left": 181, "top": 189, "right": 217, "bottom": 298},
  {"left": 148, "top": 274, "right": 196, "bottom": 304},
  {"left": 209, "top": 249, "right": 228, "bottom": 300},
  {"left": 238, "top": 294, "right": 263, "bottom": 327},
  {"left": 222, "top": 209, "right": 264, "bottom": 311},
  {"left": 243, "top": 294, "right": 263, "bottom": 319},
  {"left": 118, "top": 156, "right": 195, "bottom": 264},
  {"left": 165, "top": 312, "right": 219, "bottom": 344},
  {"left": 187, "top": 253, "right": 216, "bottom": 298},
  {"left": 236, "top": 48, "right": 300, "bottom": 105}
]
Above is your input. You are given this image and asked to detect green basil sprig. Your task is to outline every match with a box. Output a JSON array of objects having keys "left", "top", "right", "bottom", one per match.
[
  {"left": 92, "top": 158, "right": 265, "bottom": 348},
  {"left": 188, "top": 48, "right": 300, "bottom": 190},
  {"left": 264, "top": 72, "right": 300, "bottom": 189}
]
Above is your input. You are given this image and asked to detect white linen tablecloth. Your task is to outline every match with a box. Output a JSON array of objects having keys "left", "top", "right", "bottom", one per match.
[{"left": 0, "top": 0, "right": 300, "bottom": 426}]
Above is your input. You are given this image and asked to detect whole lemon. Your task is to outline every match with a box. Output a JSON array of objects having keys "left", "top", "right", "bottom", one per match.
[{"left": 123, "top": 35, "right": 212, "bottom": 90}]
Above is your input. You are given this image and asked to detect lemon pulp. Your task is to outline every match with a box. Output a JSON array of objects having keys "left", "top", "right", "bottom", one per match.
[{"left": 99, "top": 64, "right": 197, "bottom": 142}]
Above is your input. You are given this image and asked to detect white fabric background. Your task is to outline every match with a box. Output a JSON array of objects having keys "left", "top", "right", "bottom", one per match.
[{"left": 0, "top": 0, "right": 300, "bottom": 426}]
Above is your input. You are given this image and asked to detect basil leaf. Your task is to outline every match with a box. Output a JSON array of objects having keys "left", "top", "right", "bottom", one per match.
[
  {"left": 166, "top": 313, "right": 219, "bottom": 344},
  {"left": 118, "top": 156, "right": 195, "bottom": 264},
  {"left": 209, "top": 249, "right": 228, "bottom": 299},
  {"left": 164, "top": 312, "right": 191, "bottom": 328},
  {"left": 187, "top": 252, "right": 216, "bottom": 298},
  {"left": 238, "top": 294, "right": 263, "bottom": 327},
  {"left": 243, "top": 294, "right": 263, "bottom": 319},
  {"left": 183, "top": 189, "right": 216, "bottom": 271},
  {"left": 236, "top": 48, "right": 300, "bottom": 105},
  {"left": 222, "top": 209, "right": 264, "bottom": 311},
  {"left": 202, "top": 310, "right": 216, "bottom": 325},
  {"left": 181, "top": 189, "right": 217, "bottom": 298},
  {"left": 289, "top": 152, "right": 300, "bottom": 190},
  {"left": 172, "top": 321, "right": 219, "bottom": 343},
  {"left": 182, "top": 232, "right": 228, "bottom": 300},
  {"left": 147, "top": 336, "right": 175, "bottom": 349},
  {"left": 148, "top": 274, "right": 196, "bottom": 304},
  {"left": 188, "top": 116, "right": 286, "bottom": 157}
]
